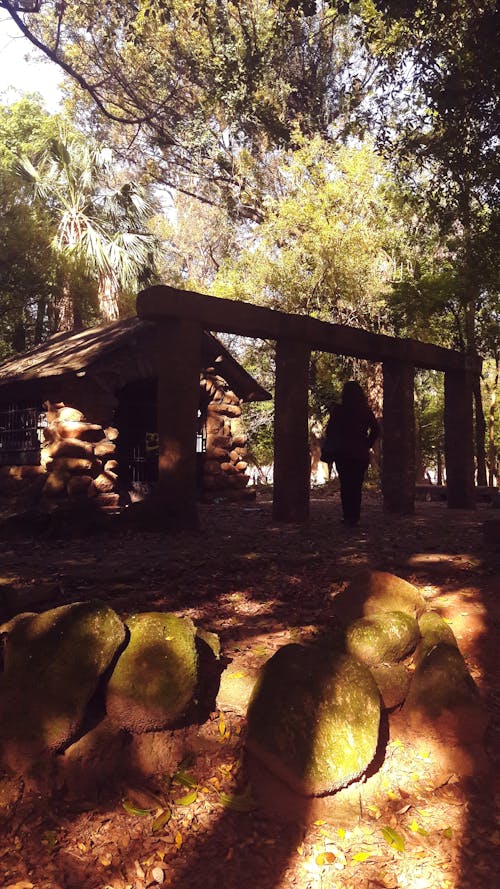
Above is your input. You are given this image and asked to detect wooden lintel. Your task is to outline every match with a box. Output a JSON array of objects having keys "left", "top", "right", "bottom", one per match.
[{"left": 138, "top": 284, "right": 469, "bottom": 372}]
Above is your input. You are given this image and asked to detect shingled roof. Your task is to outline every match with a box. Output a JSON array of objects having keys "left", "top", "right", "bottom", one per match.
[{"left": 0, "top": 317, "right": 271, "bottom": 402}]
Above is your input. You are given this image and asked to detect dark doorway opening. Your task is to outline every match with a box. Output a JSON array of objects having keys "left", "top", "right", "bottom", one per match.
[{"left": 115, "top": 378, "right": 208, "bottom": 497}]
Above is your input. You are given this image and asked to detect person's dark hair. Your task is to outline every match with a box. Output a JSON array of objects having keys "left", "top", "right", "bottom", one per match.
[{"left": 341, "top": 380, "right": 368, "bottom": 412}]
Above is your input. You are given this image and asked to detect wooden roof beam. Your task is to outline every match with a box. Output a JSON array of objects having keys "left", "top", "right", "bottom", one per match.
[{"left": 137, "top": 285, "right": 470, "bottom": 372}]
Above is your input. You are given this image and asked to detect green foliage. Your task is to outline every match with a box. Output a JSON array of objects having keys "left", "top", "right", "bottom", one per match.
[
  {"left": 4, "top": 1, "right": 376, "bottom": 215},
  {"left": 211, "top": 136, "right": 399, "bottom": 325}
]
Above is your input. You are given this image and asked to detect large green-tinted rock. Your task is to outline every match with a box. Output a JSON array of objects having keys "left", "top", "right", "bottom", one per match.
[
  {"left": 334, "top": 570, "right": 426, "bottom": 626},
  {"left": 217, "top": 665, "right": 260, "bottom": 715},
  {"left": 345, "top": 611, "right": 420, "bottom": 667},
  {"left": 402, "top": 642, "right": 488, "bottom": 745},
  {"left": 370, "top": 663, "right": 411, "bottom": 710},
  {"left": 246, "top": 644, "right": 380, "bottom": 796},
  {"left": 0, "top": 601, "right": 126, "bottom": 769},
  {"left": 414, "top": 612, "right": 458, "bottom": 666},
  {"left": 106, "top": 612, "right": 198, "bottom": 733}
]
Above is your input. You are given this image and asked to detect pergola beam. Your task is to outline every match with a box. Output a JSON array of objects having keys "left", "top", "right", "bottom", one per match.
[
  {"left": 138, "top": 285, "right": 469, "bottom": 372},
  {"left": 137, "top": 284, "right": 477, "bottom": 525}
]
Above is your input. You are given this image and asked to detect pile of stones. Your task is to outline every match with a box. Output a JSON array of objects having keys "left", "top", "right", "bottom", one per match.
[{"left": 0, "top": 571, "right": 489, "bottom": 802}]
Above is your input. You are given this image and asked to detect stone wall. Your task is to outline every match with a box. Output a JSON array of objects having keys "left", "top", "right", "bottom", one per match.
[
  {"left": 201, "top": 373, "right": 251, "bottom": 499},
  {"left": 40, "top": 403, "right": 120, "bottom": 512}
]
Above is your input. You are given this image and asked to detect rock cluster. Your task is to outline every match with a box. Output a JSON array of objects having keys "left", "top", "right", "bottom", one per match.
[
  {"left": 40, "top": 403, "right": 120, "bottom": 511},
  {"left": 201, "top": 375, "right": 251, "bottom": 498},
  {"left": 0, "top": 570, "right": 489, "bottom": 803},
  {"left": 245, "top": 570, "right": 488, "bottom": 796},
  {"left": 0, "top": 602, "right": 220, "bottom": 777}
]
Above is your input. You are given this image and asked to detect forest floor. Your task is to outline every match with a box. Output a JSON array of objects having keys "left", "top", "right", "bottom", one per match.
[{"left": 0, "top": 486, "right": 499, "bottom": 889}]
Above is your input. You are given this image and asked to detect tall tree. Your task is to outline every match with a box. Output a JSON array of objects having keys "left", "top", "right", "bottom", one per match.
[
  {"left": 367, "top": 0, "right": 500, "bottom": 481},
  {"left": 15, "top": 124, "right": 159, "bottom": 330},
  {"left": 0, "top": 1, "right": 377, "bottom": 214}
]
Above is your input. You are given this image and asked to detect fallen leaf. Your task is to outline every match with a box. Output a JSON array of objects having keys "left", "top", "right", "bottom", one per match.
[
  {"left": 315, "top": 852, "right": 335, "bottom": 866},
  {"left": 5, "top": 882, "right": 34, "bottom": 889},
  {"left": 152, "top": 808, "right": 172, "bottom": 833},
  {"left": 122, "top": 800, "right": 151, "bottom": 817},
  {"left": 218, "top": 785, "right": 257, "bottom": 813},
  {"left": 172, "top": 770, "right": 197, "bottom": 788},
  {"left": 174, "top": 831, "right": 183, "bottom": 848},
  {"left": 352, "top": 851, "right": 372, "bottom": 862},
  {"left": 151, "top": 865, "right": 165, "bottom": 883},
  {"left": 381, "top": 826, "right": 405, "bottom": 852},
  {"left": 174, "top": 789, "right": 198, "bottom": 806}
]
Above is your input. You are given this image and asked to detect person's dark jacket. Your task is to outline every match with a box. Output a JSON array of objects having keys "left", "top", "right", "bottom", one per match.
[{"left": 325, "top": 403, "right": 379, "bottom": 463}]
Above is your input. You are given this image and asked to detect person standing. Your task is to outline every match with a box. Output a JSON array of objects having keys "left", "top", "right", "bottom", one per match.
[{"left": 323, "top": 381, "right": 379, "bottom": 526}]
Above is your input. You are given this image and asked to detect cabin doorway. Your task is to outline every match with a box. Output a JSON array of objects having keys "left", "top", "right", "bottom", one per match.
[{"left": 115, "top": 378, "right": 208, "bottom": 497}]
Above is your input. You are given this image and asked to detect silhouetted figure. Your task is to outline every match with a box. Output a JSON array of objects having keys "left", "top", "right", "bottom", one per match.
[{"left": 324, "top": 381, "right": 379, "bottom": 526}]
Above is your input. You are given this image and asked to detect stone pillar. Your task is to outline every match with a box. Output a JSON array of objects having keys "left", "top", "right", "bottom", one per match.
[
  {"left": 382, "top": 360, "right": 415, "bottom": 514},
  {"left": 154, "top": 318, "right": 203, "bottom": 529},
  {"left": 444, "top": 368, "right": 475, "bottom": 508},
  {"left": 273, "top": 338, "right": 310, "bottom": 522}
]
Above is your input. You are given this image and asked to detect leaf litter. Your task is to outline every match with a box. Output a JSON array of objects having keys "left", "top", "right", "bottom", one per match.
[{"left": 0, "top": 494, "right": 499, "bottom": 888}]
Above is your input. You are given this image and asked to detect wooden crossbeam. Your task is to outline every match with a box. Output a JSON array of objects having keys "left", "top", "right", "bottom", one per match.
[{"left": 138, "top": 284, "right": 471, "bottom": 372}]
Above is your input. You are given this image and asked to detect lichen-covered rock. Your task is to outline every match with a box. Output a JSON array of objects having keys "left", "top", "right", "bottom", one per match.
[
  {"left": 370, "top": 663, "right": 411, "bottom": 710},
  {"left": 246, "top": 644, "right": 380, "bottom": 796},
  {"left": 414, "top": 612, "right": 458, "bottom": 666},
  {"left": 106, "top": 612, "right": 198, "bottom": 733},
  {"left": 0, "top": 601, "right": 126, "bottom": 770},
  {"left": 217, "top": 665, "right": 260, "bottom": 715},
  {"left": 196, "top": 627, "right": 221, "bottom": 660},
  {"left": 334, "top": 570, "right": 426, "bottom": 626},
  {"left": 402, "top": 643, "right": 488, "bottom": 745},
  {"left": 345, "top": 611, "right": 420, "bottom": 667}
]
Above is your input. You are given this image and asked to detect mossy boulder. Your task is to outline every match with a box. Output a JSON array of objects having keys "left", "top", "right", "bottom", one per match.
[
  {"left": 0, "top": 601, "right": 126, "bottom": 770},
  {"left": 106, "top": 612, "right": 198, "bottom": 733},
  {"left": 246, "top": 643, "right": 380, "bottom": 796},
  {"left": 414, "top": 612, "right": 458, "bottom": 666},
  {"left": 402, "top": 643, "right": 488, "bottom": 745},
  {"left": 370, "top": 663, "right": 411, "bottom": 710},
  {"left": 217, "top": 665, "right": 260, "bottom": 715},
  {"left": 345, "top": 611, "right": 420, "bottom": 667},
  {"left": 334, "top": 570, "right": 425, "bottom": 626}
]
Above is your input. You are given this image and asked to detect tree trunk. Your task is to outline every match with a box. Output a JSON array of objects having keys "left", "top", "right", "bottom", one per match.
[
  {"left": 35, "top": 298, "right": 46, "bottom": 344},
  {"left": 488, "top": 356, "right": 499, "bottom": 486},
  {"left": 473, "top": 373, "right": 487, "bottom": 485},
  {"left": 58, "top": 283, "right": 75, "bottom": 332},
  {"left": 437, "top": 448, "right": 443, "bottom": 485},
  {"left": 98, "top": 274, "right": 120, "bottom": 322},
  {"left": 465, "top": 300, "right": 487, "bottom": 485},
  {"left": 414, "top": 411, "right": 426, "bottom": 483}
]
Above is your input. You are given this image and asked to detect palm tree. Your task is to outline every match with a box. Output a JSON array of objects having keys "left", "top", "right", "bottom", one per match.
[{"left": 15, "top": 124, "right": 159, "bottom": 331}]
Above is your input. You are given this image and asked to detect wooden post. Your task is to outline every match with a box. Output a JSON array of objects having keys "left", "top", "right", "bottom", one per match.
[
  {"left": 273, "top": 338, "right": 310, "bottom": 522},
  {"left": 382, "top": 360, "right": 415, "bottom": 514},
  {"left": 154, "top": 318, "right": 203, "bottom": 529},
  {"left": 444, "top": 368, "right": 475, "bottom": 508}
]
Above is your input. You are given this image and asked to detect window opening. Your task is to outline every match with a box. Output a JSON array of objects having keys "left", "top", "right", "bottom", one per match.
[{"left": 0, "top": 403, "right": 47, "bottom": 466}]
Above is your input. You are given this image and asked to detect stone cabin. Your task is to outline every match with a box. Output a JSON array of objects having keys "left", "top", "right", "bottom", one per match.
[{"left": 0, "top": 317, "right": 270, "bottom": 510}]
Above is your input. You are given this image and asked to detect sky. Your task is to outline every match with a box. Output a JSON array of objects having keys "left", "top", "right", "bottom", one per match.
[{"left": 0, "top": 14, "right": 63, "bottom": 111}]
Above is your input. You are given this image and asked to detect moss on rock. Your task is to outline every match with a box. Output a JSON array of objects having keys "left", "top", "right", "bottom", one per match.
[
  {"left": 345, "top": 611, "right": 420, "bottom": 667},
  {"left": 106, "top": 612, "right": 198, "bottom": 733},
  {"left": 414, "top": 612, "right": 458, "bottom": 666},
  {"left": 370, "top": 663, "right": 411, "bottom": 710},
  {"left": 246, "top": 643, "right": 380, "bottom": 796},
  {"left": 0, "top": 601, "right": 126, "bottom": 768},
  {"left": 334, "top": 570, "right": 425, "bottom": 626},
  {"left": 402, "top": 642, "right": 488, "bottom": 745}
]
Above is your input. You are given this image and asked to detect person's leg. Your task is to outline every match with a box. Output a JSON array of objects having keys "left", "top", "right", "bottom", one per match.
[
  {"left": 335, "top": 458, "right": 349, "bottom": 521},
  {"left": 339, "top": 459, "right": 367, "bottom": 524}
]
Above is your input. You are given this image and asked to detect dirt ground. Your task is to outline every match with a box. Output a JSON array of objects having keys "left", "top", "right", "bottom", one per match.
[{"left": 0, "top": 487, "right": 499, "bottom": 889}]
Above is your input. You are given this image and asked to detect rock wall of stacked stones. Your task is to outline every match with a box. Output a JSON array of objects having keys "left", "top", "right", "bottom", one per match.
[
  {"left": 40, "top": 403, "right": 120, "bottom": 511},
  {"left": 201, "top": 373, "right": 250, "bottom": 497}
]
